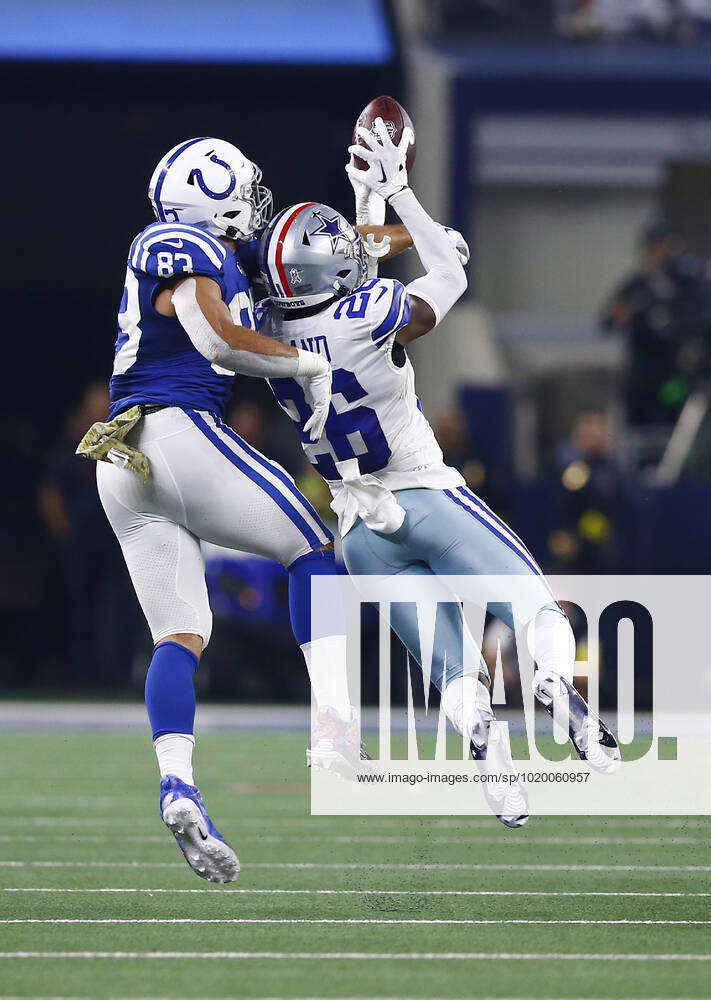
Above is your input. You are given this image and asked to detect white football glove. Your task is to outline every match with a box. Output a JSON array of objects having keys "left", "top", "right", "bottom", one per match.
[
  {"left": 440, "top": 225, "right": 470, "bottom": 266},
  {"left": 346, "top": 117, "right": 414, "bottom": 202},
  {"left": 296, "top": 351, "right": 332, "bottom": 442}
]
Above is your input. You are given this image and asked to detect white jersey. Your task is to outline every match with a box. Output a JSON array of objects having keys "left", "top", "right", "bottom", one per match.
[{"left": 257, "top": 277, "right": 464, "bottom": 535}]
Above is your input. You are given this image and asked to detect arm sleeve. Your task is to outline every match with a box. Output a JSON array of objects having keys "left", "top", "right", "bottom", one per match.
[
  {"left": 172, "top": 279, "right": 326, "bottom": 379},
  {"left": 388, "top": 187, "right": 467, "bottom": 326}
]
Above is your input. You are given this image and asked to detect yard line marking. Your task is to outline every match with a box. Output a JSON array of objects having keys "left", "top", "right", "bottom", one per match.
[
  {"left": 0, "top": 835, "right": 168, "bottom": 844},
  {"left": 0, "top": 833, "right": 707, "bottom": 846},
  {"left": 3, "top": 918, "right": 711, "bottom": 926},
  {"left": 0, "top": 861, "right": 183, "bottom": 868},
  {"left": 4, "top": 860, "right": 711, "bottom": 872},
  {"left": 1, "top": 951, "right": 711, "bottom": 961},
  {"left": 5, "top": 815, "right": 710, "bottom": 828},
  {"left": 5, "top": 888, "right": 711, "bottom": 897}
]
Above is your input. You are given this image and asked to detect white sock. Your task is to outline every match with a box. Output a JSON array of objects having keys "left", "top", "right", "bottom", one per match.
[
  {"left": 527, "top": 606, "right": 576, "bottom": 705},
  {"left": 154, "top": 733, "right": 195, "bottom": 785},
  {"left": 300, "top": 634, "right": 353, "bottom": 718},
  {"left": 441, "top": 675, "right": 493, "bottom": 743}
]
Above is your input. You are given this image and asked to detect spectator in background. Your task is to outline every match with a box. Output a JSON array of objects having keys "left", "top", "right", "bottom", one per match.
[
  {"left": 433, "top": 406, "right": 511, "bottom": 514},
  {"left": 39, "top": 382, "right": 141, "bottom": 686},
  {"left": 434, "top": 407, "right": 486, "bottom": 489},
  {"left": 548, "top": 411, "right": 624, "bottom": 572},
  {"left": 601, "top": 219, "right": 711, "bottom": 430}
]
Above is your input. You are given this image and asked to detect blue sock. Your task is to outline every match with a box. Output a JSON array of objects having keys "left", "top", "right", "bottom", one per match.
[
  {"left": 288, "top": 548, "right": 343, "bottom": 645},
  {"left": 145, "top": 641, "right": 199, "bottom": 740}
]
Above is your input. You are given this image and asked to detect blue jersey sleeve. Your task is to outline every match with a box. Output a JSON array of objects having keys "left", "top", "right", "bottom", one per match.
[
  {"left": 367, "top": 279, "right": 412, "bottom": 346},
  {"left": 128, "top": 223, "right": 228, "bottom": 282}
]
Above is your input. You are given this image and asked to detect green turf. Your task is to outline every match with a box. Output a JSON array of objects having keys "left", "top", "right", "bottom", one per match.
[{"left": 0, "top": 728, "right": 710, "bottom": 999}]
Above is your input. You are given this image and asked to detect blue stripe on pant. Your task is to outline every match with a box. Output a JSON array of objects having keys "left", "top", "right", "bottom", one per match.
[
  {"left": 185, "top": 410, "right": 331, "bottom": 552},
  {"left": 341, "top": 487, "right": 555, "bottom": 692},
  {"left": 215, "top": 415, "right": 330, "bottom": 540}
]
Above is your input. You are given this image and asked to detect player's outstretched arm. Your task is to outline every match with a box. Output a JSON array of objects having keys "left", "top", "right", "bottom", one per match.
[
  {"left": 172, "top": 276, "right": 331, "bottom": 440},
  {"left": 355, "top": 224, "right": 469, "bottom": 265},
  {"left": 346, "top": 117, "right": 467, "bottom": 344},
  {"left": 388, "top": 187, "right": 467, "bottom": 344},
  {"left": 356, "top": 223, "right": 412, "bottom": 261}
]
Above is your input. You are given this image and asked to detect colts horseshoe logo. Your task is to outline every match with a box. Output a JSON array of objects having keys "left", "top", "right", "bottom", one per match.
[{"left": 188, "top": 153, "right": 237, "bottom": 200}]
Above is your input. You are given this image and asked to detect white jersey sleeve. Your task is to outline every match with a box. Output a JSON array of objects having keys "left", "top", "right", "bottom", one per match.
[{"left": 333, "top": 277, "right": 411, "bottom": 347}]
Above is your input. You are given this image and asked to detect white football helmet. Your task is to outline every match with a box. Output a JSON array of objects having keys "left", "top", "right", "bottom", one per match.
[{"left": 149, "top": 137, "right": 273, "bottom": 240}]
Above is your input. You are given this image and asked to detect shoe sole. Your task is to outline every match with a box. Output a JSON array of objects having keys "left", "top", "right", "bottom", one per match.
[
  {"left": 472, "top": 725, "right": 530, "bottom": 829},
  {"left": 307, "top": 747, "right": 377, "bottom": 781},
  {"left": 162, "top": 799, "right": 240, "bottom": 884}
]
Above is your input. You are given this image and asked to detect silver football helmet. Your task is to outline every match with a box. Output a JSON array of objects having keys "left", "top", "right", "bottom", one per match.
[{"left": 259, "top": 202, "right": 367, "bottom": 310}]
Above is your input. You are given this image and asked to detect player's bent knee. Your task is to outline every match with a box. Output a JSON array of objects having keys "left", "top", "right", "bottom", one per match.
[{"left": 157, "top": 633, "right": 204, "bottom": 660}]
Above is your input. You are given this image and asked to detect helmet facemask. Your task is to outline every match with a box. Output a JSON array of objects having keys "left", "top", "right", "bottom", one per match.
[
  {"left": 332, "top": 234, "right": 368, "bottom": 297},
  {"left": 213, "top": 164, "right": 273, "bottom": 241}
]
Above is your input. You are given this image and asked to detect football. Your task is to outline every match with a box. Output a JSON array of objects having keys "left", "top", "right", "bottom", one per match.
[{"left": 352, "top": 94, "right": 416, "bottom": 172}]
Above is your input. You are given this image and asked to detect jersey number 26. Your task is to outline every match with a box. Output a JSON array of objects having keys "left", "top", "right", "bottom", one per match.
[{"left": 271, "top": 368, "right": 391, "bottom": 480}]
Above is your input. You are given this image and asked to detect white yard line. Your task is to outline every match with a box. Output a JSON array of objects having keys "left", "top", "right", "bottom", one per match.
[
  {"left": 4, "top": 815, "right": 710, "bottom": 828},
  {"left": 0, "top": 951, "right": 709, "bottom": 960},
  {"left": 0, "top": 834, "right": 706, "bottom": 846},
  {"left": 2, "top": 918, "right": 710, "bottom": 925},
  {"left": 5, "top": 887, "right": 711, "bottom": 897},
  {"left": 3, "top": 860, "right": 711, "bottom": 871}
]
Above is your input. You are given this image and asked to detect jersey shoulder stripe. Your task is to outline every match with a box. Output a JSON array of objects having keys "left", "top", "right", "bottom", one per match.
[
  {"left": 129, "top": 223, "right": 227, "bottom": 277},
  {"left": 371, "top": 279, "right": 411, "bottom": 345}
]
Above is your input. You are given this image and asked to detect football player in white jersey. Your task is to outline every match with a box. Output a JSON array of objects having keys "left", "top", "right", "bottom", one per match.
[
  {"left": 78, "top": 137, "right": 413, "bottom": 882},
  {"left": 256, "top": 119, "right": 621, "bottom": 825}
]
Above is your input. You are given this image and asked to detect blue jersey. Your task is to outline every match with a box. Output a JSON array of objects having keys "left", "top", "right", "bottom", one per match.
[{"left": 109, "top": 222, "right": 258, "bottom": 419}]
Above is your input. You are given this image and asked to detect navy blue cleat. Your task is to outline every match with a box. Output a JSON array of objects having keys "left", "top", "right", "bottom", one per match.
[{"left": 159, "top": 775, "right": 239, "bottom": 883}]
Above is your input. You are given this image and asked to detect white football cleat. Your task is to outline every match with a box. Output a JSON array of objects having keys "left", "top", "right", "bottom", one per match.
[
  {"left": 471, "top": 721, "right": 530, "bottom": 829},
  {"left": 534, "top": 673, "right": 621, "bottom": 775}
]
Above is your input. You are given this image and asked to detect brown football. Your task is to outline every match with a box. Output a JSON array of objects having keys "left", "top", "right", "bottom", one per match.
[{"left": 352, "top": 95, "right": 416, "bottom": 172}]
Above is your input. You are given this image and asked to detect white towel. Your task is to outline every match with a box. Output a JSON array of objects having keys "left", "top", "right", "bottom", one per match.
[{"left": 330, "top": 458, "right": 406, "bottom": 535}]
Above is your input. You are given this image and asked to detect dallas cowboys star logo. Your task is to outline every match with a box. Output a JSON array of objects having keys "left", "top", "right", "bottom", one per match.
[{"left": 310, "top": 211, "right": 351, "bottom": 253}]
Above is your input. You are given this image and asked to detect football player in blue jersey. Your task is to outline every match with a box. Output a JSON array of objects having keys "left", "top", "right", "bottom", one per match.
[{"left": 78, "top": 137, "right": 411, "bottom": 882}]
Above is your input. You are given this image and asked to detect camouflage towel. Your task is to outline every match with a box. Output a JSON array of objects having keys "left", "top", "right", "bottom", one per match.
[{"left": 75, "top": 404, "right": 151, "bottom": 482}]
